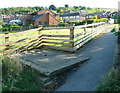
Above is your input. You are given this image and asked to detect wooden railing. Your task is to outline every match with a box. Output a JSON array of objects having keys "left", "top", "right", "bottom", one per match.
[{"left": 0, "top": 22, "right": 106, "bottom": 54}]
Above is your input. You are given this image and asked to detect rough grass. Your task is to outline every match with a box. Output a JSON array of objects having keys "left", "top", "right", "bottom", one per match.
[
  {"left": 96, "top": 68, "right": 120, "bottom": 92},
  {"left": 96, "top": 28, "right": 120, "bottom": 92},
  {"left": 2, "top": 55, "right": 42, "bottom": 91},
  {"left": 106, "top": 24, "right": 118, "bottom": 30}
]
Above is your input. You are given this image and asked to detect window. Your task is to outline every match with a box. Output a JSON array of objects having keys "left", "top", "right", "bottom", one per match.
[
  {"left": 38, "top": 22, "right": 42, "bottom": 25},
  {"left": 44, "top": 22, "right": 48, "bottom": 25}
]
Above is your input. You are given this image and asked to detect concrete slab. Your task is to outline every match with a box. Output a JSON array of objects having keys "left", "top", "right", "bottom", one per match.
[{"left": 10, "top": 49, "right": 89, "bottom": 77}]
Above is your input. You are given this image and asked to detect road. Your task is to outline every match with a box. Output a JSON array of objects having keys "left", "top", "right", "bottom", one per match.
[{"left": 56, "top": 31, "right": 117, "bottom": 91}]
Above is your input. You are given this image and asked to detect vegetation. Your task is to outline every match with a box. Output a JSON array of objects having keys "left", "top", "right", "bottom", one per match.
[
  {"left": 96, "top": 23, "right": 120, "bottom": 92},
  {"left": 1, "top": 24, "right": 38, "bottom": 31},
  {"left": 2, "top": 54, "right": 42, "bottom": 91},
  {"left": 96, "top": 69, "right": 120, "bottom": 92},
  {"left": 0, "top": 5, "right": 116, "bottom": 15},
  {"left": 0, "top": 6, "right": 44, "bottom": 15},
  {"left": 58, "top": 17, "right": 108, "bottom": 26}
]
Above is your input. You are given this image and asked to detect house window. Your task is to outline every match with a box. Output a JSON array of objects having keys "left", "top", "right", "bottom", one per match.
[
  {"left": 44, "top": 22, "right": 48, "bottom": 25},
  {"left": 38, "top": 22, "right": 42, "bottom": 25}
]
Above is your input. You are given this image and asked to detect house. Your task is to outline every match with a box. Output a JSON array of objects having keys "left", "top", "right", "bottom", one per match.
[
  {"left": 109, "top": 11, "right": 120, "bottom": 23},
  {"left": 60, "top": 11, "right": 88, "bottom": 23},
  {"left": 86, "top": 13, "right": 96, "bottom": 19},
  {"left": 1, "top": 14, "right": 24, "bottom": 24},
  {"left": 86, "top": 12, "right": 104, "bottom": 19},
  {"left": 23, "top": 10, "right": 60, "bottom": 26},
  {"left": 101, "top": 12, "right": 111, "bottom": 19}
]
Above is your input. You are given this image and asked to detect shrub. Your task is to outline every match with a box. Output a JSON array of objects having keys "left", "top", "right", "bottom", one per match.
[
  {"left": 75, "top": 21, "right": 85, "bottom": 26},
  {"left": 100, "top": 18, "right": 108, "bottom": 22},
  {"left": 111, "top": 26, "right": 120, "bottom": 36},
  {"left": 92, "top": 16, "right": 97, "bottom": 19},
  {"left": 67, "top": 21, "right": 76, "bottom": 24},
  {"left": 58, "top": 22, "right": 68, "bottom": 26},
  {"left": 58, "top": 18, "right": 63, "bottom": 22},
  {"left": 2, "top": 27, "right": 10, "bottom": 31},
  {"left": 0, "top": 25, "right": 2, "bottom": 29},
  {"left": 86, "top": 19, "right": 94, "bottom": 24},
  {"left": 10, "top": 24, "right": 20, "bottom": 28},
  {"left": 94, "top": 19, "right": 101, "bottom": 22}
]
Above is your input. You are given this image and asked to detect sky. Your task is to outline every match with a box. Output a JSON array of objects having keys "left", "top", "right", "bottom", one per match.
[{"left": 0, "top": 0, "right": 119, "bottom": 9}]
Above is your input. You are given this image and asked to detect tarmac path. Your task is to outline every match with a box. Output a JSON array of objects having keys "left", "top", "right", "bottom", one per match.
[{"left": 56, "top": 29, "right": 117, "bottom": 91}]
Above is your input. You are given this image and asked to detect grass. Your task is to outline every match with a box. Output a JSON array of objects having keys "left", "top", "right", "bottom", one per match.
[
  {"left": 106, "top": 24, "right": 118, "bottom": 30},
  {"left": 2, "top": 54, "right": 42, "bottom": 91},
  {"left": 96, "top": 68, "right": 120, "bottom": 92},
  {"left": 96, "top": 25, "right": 120, "bottom": 92}
]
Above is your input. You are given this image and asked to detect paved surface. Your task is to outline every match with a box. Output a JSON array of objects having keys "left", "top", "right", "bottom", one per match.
[
  {"left": 10, "top": 49, "right": 89, "bottom": 77},
  {"left": 56, "top": 31, "right": 117, "bottom": 91}
]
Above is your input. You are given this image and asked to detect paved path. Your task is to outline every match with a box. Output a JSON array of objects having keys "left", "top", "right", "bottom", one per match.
[{"left": 56, "top": 31, "right": 117, "bottom": 91}]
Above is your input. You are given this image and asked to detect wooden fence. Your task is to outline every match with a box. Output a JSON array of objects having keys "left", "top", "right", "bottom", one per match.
[{"left": 0, "top": 22, "right": 106, "bottom": 54}]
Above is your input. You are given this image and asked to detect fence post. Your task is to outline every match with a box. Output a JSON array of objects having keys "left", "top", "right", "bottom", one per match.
[
  {"left": 83, "top": 27, "right": 86, "bottom": 34},
  {"left": 5, "top": 32, "right": 9, "bottom": 50},
  {"left": 38, "top": 28, "right": 42, "bottom": 41},
  {"left": 70, "top": 27, "right": 74, "bottom": 47},
  {"left": 37, "top": 28, "right": 42, "bottom": 48}
]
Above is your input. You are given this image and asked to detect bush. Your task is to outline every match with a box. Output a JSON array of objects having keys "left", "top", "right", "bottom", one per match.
[
  {"left": 94, "top": 19, "right": 101, "bottom": 22},
  {"left": 100, "top": 18, "right": 108, "bottom": 22},
  {"left": 58, "top": 22, "right": 68, "bottom": 26},
  {"left": 75, "top": 21, "right": 85, "bottom": 26},
  {"left": 86, "top": 19, "right": 94, "bottom": 24},
  {"left": 2, "top": 27, "right": 10, "bottom": 31},
  {"left": 67, "top": 21, "right": 76, "bottom": 24},
  {"left": 0, "top": 25, "right": 2, "bottom": 29},
  {"left": 10, "top": 24, "right": 20, "bottom": 28},
  {"left": 92, "top": 16, "right": 97, "bottom": 19}
]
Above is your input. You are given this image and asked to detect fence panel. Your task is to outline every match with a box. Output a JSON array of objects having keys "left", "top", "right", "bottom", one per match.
[{"left": 0, "top": 22, "right": 106, "bottom": 54}]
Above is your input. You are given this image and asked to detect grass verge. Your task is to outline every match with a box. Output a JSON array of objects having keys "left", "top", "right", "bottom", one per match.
[
  {"left": 96, "top": 34, "right": 120, "bottom": 92},
  {"left": 96, "top": 68, "right": 120, "bottom": 92},
  {"left": 2, "top": 54, "right": 42, "bottom": 91}
]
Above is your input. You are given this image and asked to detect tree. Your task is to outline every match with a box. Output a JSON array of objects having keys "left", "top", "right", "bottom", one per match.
[
  {"left": 73, "top": 6, "right": 78, "bottom": 9},
  {"left": 0, "top": 18, "right": 4, "bottom": 25},
  {"left": 49, "top": 5, "right": 56, "bottom": 10},
  {"left": 80, "top": 6, "right": 86, "bottom": 10},
  {"left": 65, "top": 4, "right": 69, "bottom": 8}
]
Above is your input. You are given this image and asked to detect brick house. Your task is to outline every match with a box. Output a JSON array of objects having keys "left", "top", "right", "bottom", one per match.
[{"left": 23, "top": 10, "right": 60, "bottom": 26}]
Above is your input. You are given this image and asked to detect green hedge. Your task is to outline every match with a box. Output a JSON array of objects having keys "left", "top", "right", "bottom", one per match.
[
  {"left": 59, "top": 18, "right": 108, "bottom": 27},
  {"left": 58, "top": 22, "right": 68, "bottom": 26},
  {"left": 100, "top": 18, "right": 108, "bottom": 22}
]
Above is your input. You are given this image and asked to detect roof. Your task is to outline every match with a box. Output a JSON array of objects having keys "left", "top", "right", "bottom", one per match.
[
  {"left": 32, "top": 13, "right": 59, "bottom": 22},
  {"left": 36, "top": 9, "right": 59, "bottom": 15},
  {"left": 10, "top": 19, "right": 21, "bottom": 23},
  {"left": 60, "top": 12, "right": 80, "bottom": 17},
  {"left": 60, "top": 11, "right": 88, "bottom": 17},
  {"left": 32, "top": 13, "right": 47, "bottom": 20}
]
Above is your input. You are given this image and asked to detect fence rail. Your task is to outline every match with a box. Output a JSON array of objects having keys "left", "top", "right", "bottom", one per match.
[{"left": 0, "top": 22, "right": 106, "bottom": 54}]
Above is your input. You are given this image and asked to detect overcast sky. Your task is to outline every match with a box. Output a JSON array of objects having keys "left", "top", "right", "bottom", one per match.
[{"left": 0, "top": 0, "right": 119, "bottom": 9}]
